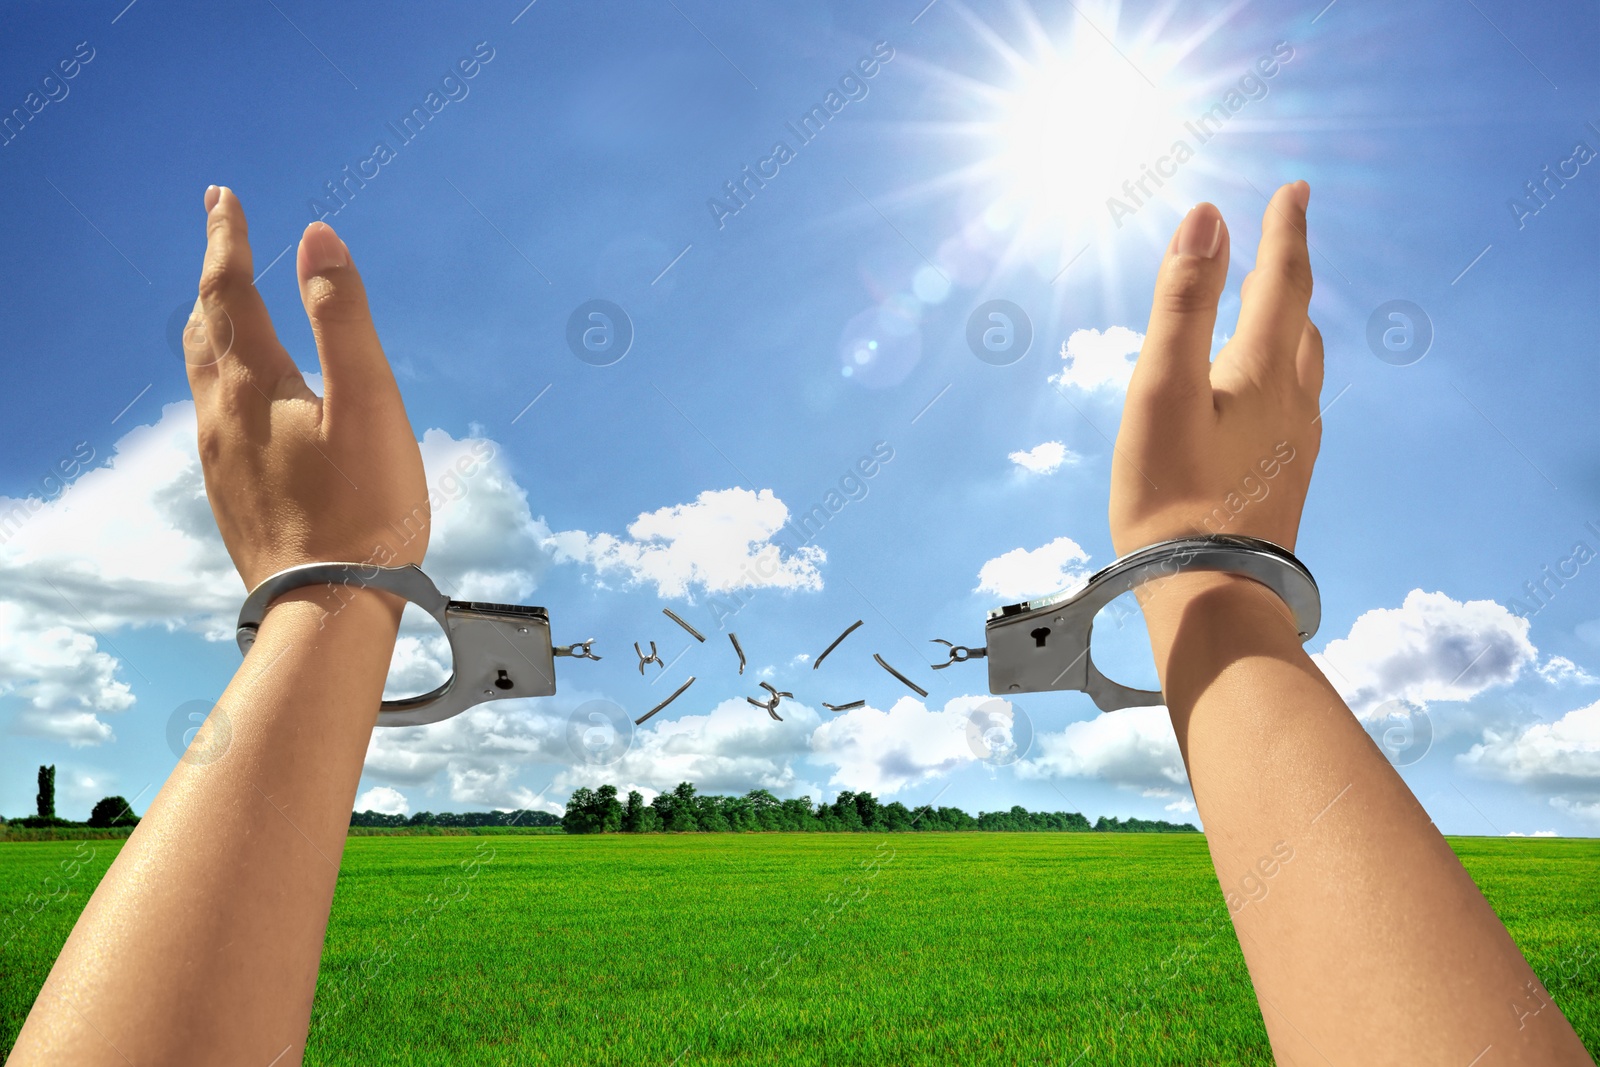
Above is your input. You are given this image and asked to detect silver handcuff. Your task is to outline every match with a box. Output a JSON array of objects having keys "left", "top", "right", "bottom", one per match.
[
  {"left": 932, "top": 535, "right": 1320, "bottom": 712},
  {"left": 235, "top": 563, "right": 597, "bottom": 728}
]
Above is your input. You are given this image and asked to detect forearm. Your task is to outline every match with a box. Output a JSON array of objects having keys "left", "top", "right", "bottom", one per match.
[
  {"left": 1145, "top": 573, "right": 1589, "bottom": 1064},
  {"left": 12, "top": 586, "right": 398, "bottom": 1066}
]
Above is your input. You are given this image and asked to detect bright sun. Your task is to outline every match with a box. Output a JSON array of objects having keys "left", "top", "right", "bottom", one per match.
[{"left": 988, "top": 33, "right": 1185, "bottom": 244}]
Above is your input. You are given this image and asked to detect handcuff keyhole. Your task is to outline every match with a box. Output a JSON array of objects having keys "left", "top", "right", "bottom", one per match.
[
  {"left": 494, "top": 669, "right": 514, "bottom": 690},
  {"left": 1030, "top": 626, "right": 1051, "bottom": 648}
]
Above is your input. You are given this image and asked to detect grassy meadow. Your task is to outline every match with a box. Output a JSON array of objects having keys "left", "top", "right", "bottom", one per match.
[{"left": 2, "top": 833, "right": 1596, "bottom": 1064}]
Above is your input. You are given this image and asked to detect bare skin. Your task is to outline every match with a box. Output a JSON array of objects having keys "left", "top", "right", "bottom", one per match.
[
  {"left": 10, "top": 187, "right": 424, "bottom": 1065},
  {"left": 1114, "top": 181, "right": 1591, "bottom": 1064}
]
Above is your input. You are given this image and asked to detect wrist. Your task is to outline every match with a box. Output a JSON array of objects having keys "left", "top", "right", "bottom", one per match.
[
  {"left": 1137, "top": 571, "right": 1306, "bottom": 697},
  {"left": 254, "top": 583, "right": 405, "bottom": 641}
]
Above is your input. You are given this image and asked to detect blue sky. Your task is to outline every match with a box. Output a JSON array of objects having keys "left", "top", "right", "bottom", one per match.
[{"left": 2, "top": 0, "right": 1598, "bottom": 835}]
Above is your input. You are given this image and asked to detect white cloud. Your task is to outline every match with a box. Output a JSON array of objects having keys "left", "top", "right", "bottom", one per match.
[
  {"left": 1008, "top": 441, "right": 1076, "bottom": 475},
  {"left": 560, "top": 696, "right": 822, "bottom": 798},
  {"left": 1504, "top": 830, "right": 1558, "bottom": 837},
  {"left": 1017, "top": 710, "right": 1184, "bottom": 799},
  {"left": 809, "top": 694, "right": 996, "bottom": 796},
  {"left": 1016, "top": 706, "right": 1187, "bottom": 794},
  {"left": 362, "top": 690, "right": 825, "bottom": 809},
  {"left": 1165, "top": 797, "right": 1197, "bottom": 814},
  {"left": 1460, "top": 699, "right": 1600, "bottom": 795},
  {"left": 1551, "top": 797, "right": 1600, "bottom": 823},
  {"left": 0, "top": 401, "right": 556, "bottom": 747},
  {"left": 975, "top": 537, "right": 1091, "bottom": 600},
  {"left": 546, "top": 487, "right": 825, "bottom": 599},
  {"left": 1537, "top": 655, "right": 1598, "bottom": 686},
  {"left": 355, "top": 785, "right": 410, "bottom": 815},
  {"left": 1315, "top": 590, "right": 1537, "bottom": 718},
  {"left": 1052, "top": 326, "right": 1144, "bottom": 392}
]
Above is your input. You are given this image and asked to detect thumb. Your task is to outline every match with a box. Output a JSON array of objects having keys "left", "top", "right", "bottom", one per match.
[
  {"left": 1128, "top": 202, "right": 1230, "bottom": 403},
  {"left": 296, "top": 221, "right": 400, "bottom": 425}
]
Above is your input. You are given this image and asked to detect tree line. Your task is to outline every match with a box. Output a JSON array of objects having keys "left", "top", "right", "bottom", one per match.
[
  {"left": 560, "top": 782, "right": 1199, "bottom": 835},
  {"left": 349, "top": 809, "right": 561, "bottom": 828},
  {"left": 2, "top": 765, "right": 139, "bottom": 829}
]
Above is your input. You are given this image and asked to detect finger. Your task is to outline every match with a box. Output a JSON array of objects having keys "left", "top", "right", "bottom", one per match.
[
  {"left": 1128, "top": 202, "right": 1230, "bottom": 403},
  {"left": 198, "top": 186, "right": 300, "bottom": 388},
  {"left": 1229, "top": 181, "right": 1313, "bottom": 376},
  {"left": 1296, "top": 318, "right": 1324, "bottom": 399},
  {"left": 295, "top": 221, "right": 401, "bottom": 427},
  {"left": 180, "top": 295, "right": 219, "bottom": 412}
]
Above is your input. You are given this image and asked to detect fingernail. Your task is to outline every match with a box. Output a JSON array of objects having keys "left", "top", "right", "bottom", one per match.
[
  {"left": 1175, "top": 203, "right": 1222, "bottom": 259},
  {"left": 302, "top": 221, "right": 348, "bottom": 274},
  {"left": 1292, "top": 180, "right": 1311, "bottom": 211},
  {"left": 204, "top": 185, "right": 221, "bottom": 213}
]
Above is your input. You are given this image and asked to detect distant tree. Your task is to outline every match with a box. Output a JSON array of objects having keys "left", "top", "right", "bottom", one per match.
[
  {"left": 779, "top": 797, "right": 817, "bottom": 831},
  {"left": 853, "top": 791, "right": 881, "bottom": 830},
  {"left": 649, "top": 791, "right": 676, "bottom": 831},
  {"left": 562, "top": 787, "right": 601, "bottom": 834},
  {"left": 621, "top": 790, "right": 648, "bottom": 832},
  {"left": 745, "top": 789, "right": 782, "bottom": 831},
  {"left": 595, "top": 785, "right": 624, "bottom": 833},
  {"left": 831, "top": 791, "right": 863, "bottom": 831},
  {"left": 665, "top": 782, "right": 698, "bottom": 832},
  {"left": 693, "top": 794, "right": 730, "bottom": 833},
  {"left": 881, "top": 801, "right": 913, "bottom": 832},
  {"left": 36, "top": 765, "right": 55, "bottom": 819},
  {"left": 88, "top": 796, "right": 137, "bottom": 828}
]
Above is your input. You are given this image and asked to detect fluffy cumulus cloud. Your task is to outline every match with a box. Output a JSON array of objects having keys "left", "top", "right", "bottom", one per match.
[
  {"left": 546, "top": 487, "right": 825, "bottom": 599},
  {"left": 1008, "top": 441, "right": 1076, "bottom": 475},
  {"left": 361, "top": 690, "right": 825, "bottom": 810},
  {"left": 1314, "top": 590, "right": 1537, "bottom": 719},
  {"left": 558, "top": 696, "right": 823, "bottom": 798},
  {"left": 1052, "top": 326, "right": 1144, "bottom": 392},
  {"left": 809, "top": 694, "right": 1000, "bottom": 796},
  {"left": 1016, "top": 706, "right": 1188, "bottom": 795},
  {"left": 0, "top": 401, "right": 556, "bottom": 746},
  {"left": 1538, "top": 655, "right": 1598, "bottom": 686},
  {"left": 1459, "top": 699, "right": 1600, "bottom": 822},
  {"left": 355, "top": 785, "right": 410, "bottom": 816},
  {"left": 975, "top": 537, "right": 1091, "bottom": 600}
]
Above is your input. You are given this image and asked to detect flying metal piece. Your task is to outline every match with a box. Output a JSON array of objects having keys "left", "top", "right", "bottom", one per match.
[
  {"left": 930, "top": 639, "right": 986, "bottom": 670},
  {"left": 873, "top": 653, "right": 928, "bottom": 698},
  {"left": 662, "top": 608, "right": 706, "bottom": 643},
  {"left": 634, "top": 640, "right": 664, "bottom": 674},
  {"left": 729, "top": 632, "right": 747, "bottom": 675},
  {"left": 635, "top": 676, "right": 696, "bottom": 725},
  {"left": 823, "top": 700, "right": 865, "bottom": 712},
  {"left": 812, "top": 619, "right": 863, "bottom": 669},
  {"left": 746, "top": 681, "right": 793, "bottom": 722}
]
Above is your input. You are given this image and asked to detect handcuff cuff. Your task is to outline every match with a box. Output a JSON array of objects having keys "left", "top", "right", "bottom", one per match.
[
  {"left": 932, "top": 535, "right": 1321, "bottom": 712},
  {"left": 234, "top": 535, "right": 1318, "bottom": 726},
  {"left": 234, "top": 562, "right": 598, "bottom": 728}
]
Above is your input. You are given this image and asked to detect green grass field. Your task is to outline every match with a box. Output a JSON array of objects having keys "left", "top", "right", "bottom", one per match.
[{"left": 2, "top": 834, "right": 1597, "bottom": 1064}]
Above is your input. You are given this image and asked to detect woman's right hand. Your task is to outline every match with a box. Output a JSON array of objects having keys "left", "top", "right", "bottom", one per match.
[{"left": 1109, "top": 181, "right": 1323, "bottom": 564}]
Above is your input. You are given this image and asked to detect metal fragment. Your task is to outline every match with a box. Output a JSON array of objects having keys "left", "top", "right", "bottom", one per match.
[
  {"left": 823, "top": 700, "right": 865, "bottom": 712},
  {"left": 634, "top": 640, "right": 664, "bottom": 674},
  {"left": 635, "top": 676, "right": 696, "bottom": 725},
  {"left": 729, "top": 632, "right": 747, "bottom": 675},
  {"left": 873, "top": 653, "right": 928, "bottom": 698},
  {"left": 747, "top": 680, "right": 793, "bottom": 721},
  {"left": 662, "top": 608, "right": 706, "bottom": 643},
  {"left": 812, "top": 619, "right": 863, "bottom": 669}
]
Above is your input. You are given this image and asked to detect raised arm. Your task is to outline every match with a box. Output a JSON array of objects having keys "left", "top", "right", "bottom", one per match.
[
  {"left": 11, "top": 187, "right": 424, "bottom": 1065},
  {"left": 1114, "top": 181, "right": 1591, "bottom": 1065}
]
